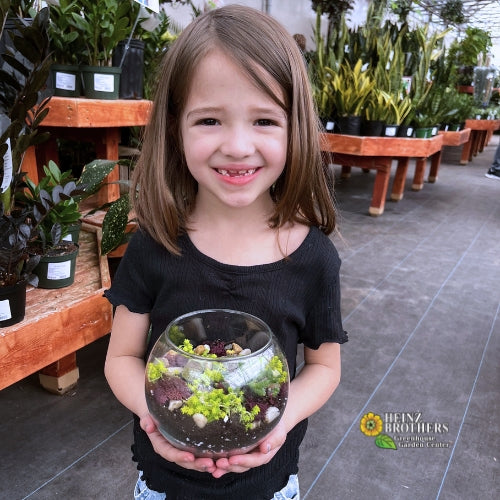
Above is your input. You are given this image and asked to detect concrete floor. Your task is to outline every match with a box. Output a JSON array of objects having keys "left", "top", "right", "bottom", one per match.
[{"left": 1, "top": 136, "right": 499, "bottom": 500}]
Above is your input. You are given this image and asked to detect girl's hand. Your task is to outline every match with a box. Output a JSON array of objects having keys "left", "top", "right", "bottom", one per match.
[
  {"left": 140, "top": 414, "right": 216, "bottom": 474},
  {"left": 211, "top": 420, "right": 287, "bottom": 478}
]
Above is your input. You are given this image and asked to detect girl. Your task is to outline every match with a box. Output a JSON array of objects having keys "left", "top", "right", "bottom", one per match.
[{"left": 104, "top": 5, "right": 347, "bottom": 500}]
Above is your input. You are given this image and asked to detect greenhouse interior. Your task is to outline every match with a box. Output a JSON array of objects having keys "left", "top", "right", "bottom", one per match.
[{"left": 0, "top": 1, "right": 498, "bottom": 499}]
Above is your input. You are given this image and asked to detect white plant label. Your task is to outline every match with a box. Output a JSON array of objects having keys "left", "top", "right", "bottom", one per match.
[
  {"left": 47, "top": 260, "right": 71, "bottom": 280},
  {"left": 134, "top": 0, "right": 160, "bottom": 13},
  {"left": 55, "top": 71, "right": 76, "bottom": 91},
  {"left": 1, "top": 138, "right": 13, "bottom": 193},
  {"left": 0, "top": 299, "right": 12, "bottom": 321},
  {"left": 94, "top": 74, "right": 115, "bottom": 93}
]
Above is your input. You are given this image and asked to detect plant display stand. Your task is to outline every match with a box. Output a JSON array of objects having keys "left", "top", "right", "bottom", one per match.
[
  {"left": 437, "top": 128, "right": 471, "bottom": 173},
  {"left": 321, "top": 133, "right": 444, "bottom": 215},
  {"left": 24, "top": 97, "right": 152, "bottom": 204},
  {"left": 0, "top": 225, "right": 112, "bottom": 394},
  {"left": 460, "top": 119, "right": 500, "bottom": 164}
]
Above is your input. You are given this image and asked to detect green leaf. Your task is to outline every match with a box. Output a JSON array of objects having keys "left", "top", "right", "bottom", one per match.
[
  {"left": 375, "top": 434, "right": 397, "bottom": 450},
  {"left": 101, "top": 195, "right": 130, "bottom": 255}
]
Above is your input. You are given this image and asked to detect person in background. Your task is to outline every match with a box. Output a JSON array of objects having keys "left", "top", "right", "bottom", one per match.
[
  {"left": 104, "top": 5, "right": 347, "bottom": 500},
  {"left": 485, "top": 139, "right": 500, "bottom": 179}
]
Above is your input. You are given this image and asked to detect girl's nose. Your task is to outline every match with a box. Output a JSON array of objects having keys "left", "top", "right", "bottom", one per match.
[{"left": 220, "top": 125, "right": 255, "bottom": 158}]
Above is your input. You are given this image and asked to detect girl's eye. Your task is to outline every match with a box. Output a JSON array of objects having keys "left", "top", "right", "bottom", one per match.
[
  {"left": 255, "top": 119, "right": 274, "bottom": 126},
  {"left": 198, "top": 118, "right": 218, "bottom": 126}
]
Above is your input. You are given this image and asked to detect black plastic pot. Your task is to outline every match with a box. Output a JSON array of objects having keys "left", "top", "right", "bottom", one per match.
[
  {"left": 34, "top": 244, "right": 79, "bottom": 289},
  {"left": 50, "top": 64, "right": 81, "bottom": 97},
  {"left": 362, "top": 120, "right": 384, "bottom": 137},
  {"left": 81, "top": 66, "right": 121, "bottom": 100},
  {"left": 337, "top": 115, "right": 362, "bottom": 136},
  {"left": 0, "top": 280, "right": 27, "bottom": 327},
  {"left": 112, "top": 39, "right": 145, "bottom": 99}
]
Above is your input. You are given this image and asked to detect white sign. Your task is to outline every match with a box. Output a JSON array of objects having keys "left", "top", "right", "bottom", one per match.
[{"left": 133, "top": 0, "right": 160, "bottom": 13}]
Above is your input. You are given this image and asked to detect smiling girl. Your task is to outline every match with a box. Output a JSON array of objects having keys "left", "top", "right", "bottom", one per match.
[{"left": 104, "top": 5, "right": 347, "bottom": 500}]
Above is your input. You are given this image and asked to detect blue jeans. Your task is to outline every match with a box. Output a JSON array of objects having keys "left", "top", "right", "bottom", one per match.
[{"left": 134, "top": 471, "right": 300, "bottom": 500}]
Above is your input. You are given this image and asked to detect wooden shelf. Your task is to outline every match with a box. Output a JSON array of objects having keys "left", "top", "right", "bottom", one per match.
[{"left": 0, "top": 224, "right": 113, "bottom": 392}]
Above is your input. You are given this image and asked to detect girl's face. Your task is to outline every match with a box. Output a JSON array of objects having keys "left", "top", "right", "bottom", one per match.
[{"left": 180, "top": 49, "right": 288, "bottom": 213}]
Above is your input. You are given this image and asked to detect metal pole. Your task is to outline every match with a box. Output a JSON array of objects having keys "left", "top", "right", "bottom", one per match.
[{"left": 262, "top": 0, "right": 271, "bottom": 14}]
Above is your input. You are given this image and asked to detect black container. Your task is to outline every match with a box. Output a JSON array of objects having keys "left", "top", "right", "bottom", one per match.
[
  {"left": 112, "top": 39, "right": 145, "bottom": 99},
  {"left": 362, "top": 119, "right": 384, "bottom": 137},
  {"left": 0, "top": 280, "right": 27, "bottom": 327},
  {"left": 337, "top": 115, "right": 362, "bottom": 136}
]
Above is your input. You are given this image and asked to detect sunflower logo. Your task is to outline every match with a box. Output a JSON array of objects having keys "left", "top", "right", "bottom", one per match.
[{"left": 360, "top": 412, "right": 397, "bottom": 450}]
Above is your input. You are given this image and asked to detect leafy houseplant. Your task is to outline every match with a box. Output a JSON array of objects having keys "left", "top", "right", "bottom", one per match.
[
  {"left": 0, "top": 3, "right": 51, "bottom": 324},
  {"left": 0, "top": 205, "right": 40, "bottom": 326},
  {"left": 330, "top": 59, "right": 375, "bottom": 135},
  {"left": 68, "top": 0, "right": 136, "bottom": 99},
  {"left": 47, "top": 0, "right": 84, "bottom": 97},
  {"left": 0, "top": 4, "right": 51, "bottom": 215},
  {"left": 18, "top": 159, "right": 117, "bottom": 288}
]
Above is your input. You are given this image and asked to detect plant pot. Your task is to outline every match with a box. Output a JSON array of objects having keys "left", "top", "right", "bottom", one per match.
[
  {"left": 33, "top": 243, "right": 79, "bottom": 289},
  {"left": 321, "top": 118, "right": 336, "bottom": 132},
  {"left": 337, "top": 115, "right": 362, "bottom": 136},
  {"left": 398, "top": 125, "right": 414, "bottom": 138},
  {"left": 112, "top": 39, "right": 144, "bottom": 99},
  {"left": 80, "top": 65, "right": 121, "bottom": 100},
  {"left": 414, "top": 127, "right": 433, "bottom": 138},
  {"left": 50, "top": 64, "right": 81, "bottom": 97},
  {"left": 382, "top": 124, "right": 399, "bottom": 137},
  {"left": 442, "top": 124, "right": 461, "bottom": 132},
  {"left": 361, "top": 120, "right": 384, "bottom": 137},
  {"left": 0, "top": 280, "right": 27, "bottom": 327}
]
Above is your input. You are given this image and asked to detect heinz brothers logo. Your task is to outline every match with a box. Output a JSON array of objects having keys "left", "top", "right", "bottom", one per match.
[{"left": 359, "top": 411, "right": 451, "bottom": 450}]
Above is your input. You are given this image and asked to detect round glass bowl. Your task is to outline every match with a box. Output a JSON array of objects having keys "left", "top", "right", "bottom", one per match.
[{"left": 145, "top": 309, "right": 289, "bottom": 458}]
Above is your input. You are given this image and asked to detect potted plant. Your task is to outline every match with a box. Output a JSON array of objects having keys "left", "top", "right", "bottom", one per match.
[
  {"left": 330, "top": 59, "right": 375, "bottom": 135},
  {"left": 18, "top": 159, "right": 117, "bottom": 288},
  {"left": 69, "top": 0, "right": 135, "bottom": 99},
  {"left": 46, "top": 0, "right": 84, "bottom": 97},
  {"left": 0, "top": 206, "right": 40, "bottom": 326}
]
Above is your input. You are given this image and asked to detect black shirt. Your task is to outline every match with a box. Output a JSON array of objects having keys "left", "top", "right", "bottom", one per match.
[{"left": 105, "top": 226, "right": 347, "bottom": 499}]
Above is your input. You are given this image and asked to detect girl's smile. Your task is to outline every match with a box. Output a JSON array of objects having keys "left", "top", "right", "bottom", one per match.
[{"left": 181, "top": 49, "right": 288, "bottom": 211}]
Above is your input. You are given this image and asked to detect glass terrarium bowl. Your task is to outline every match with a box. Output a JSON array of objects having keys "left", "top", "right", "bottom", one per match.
[{"left": 145, "top": 309, "right": 289, "bottom": 458}]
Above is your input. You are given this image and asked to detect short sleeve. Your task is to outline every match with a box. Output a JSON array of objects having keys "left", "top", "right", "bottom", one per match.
[
  {"left": 299, "top": 233, "right": 348, "bottom": 349},
  {"left": 104, "top": 230, "right": 159, "bottom": 313}
]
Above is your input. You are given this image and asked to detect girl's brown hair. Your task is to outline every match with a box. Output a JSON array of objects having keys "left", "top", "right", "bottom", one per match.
[{"left": 132, "top": 4, "right": 336, "bottom": 254}]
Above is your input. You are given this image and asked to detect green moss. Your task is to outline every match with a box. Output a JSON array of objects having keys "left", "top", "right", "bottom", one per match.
[
  {"left": 168, "top": 325, "right": 185, "bottom": 346},
  {"left": 248, "top": 356, "right": 287, "bottom": 397},
  {"left": 180, "top": 386, "right": 260, "bottom": 428},
  {"left": 146, "top": 359, "right": 168, "bottom": 382}
]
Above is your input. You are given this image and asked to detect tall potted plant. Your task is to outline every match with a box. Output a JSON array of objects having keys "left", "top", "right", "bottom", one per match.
[
  {"left": 47, "top": 0, "right": 84, "bottom": 97},
  {"left": 18, "top": 159, "right": 117, "bottom": 288},
  {"left": 70, "top": 0, "right": 135, "bottom": 99},
  {"left": 1, "top": 3, "right": 51, "bottom": 324},
  {"left": 330, "top": 59, "right": 375, "bottom": 135}
]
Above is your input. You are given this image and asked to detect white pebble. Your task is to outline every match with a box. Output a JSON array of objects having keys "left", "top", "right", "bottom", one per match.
[
  {"left": 193, "top": 413, "right": 208, "bottom": 428},
  {"left": 168, "top": 400, "right": 183, "bottom": 411},
  {"left": 265, "top": 406, "right": 280, "bottom": 423}
]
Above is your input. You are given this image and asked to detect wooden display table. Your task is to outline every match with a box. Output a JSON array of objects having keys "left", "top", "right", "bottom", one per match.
[
  {"left": 0, "top": 224, "right": 112, "bottom": 393},
  {"left": 435, "top": 128, "right": 471, "bottom": 176},
  {"left": 321, "top": 133, "right": 444, "bottom": 215},
  {"left": 33, "top": 97, "right": 152, "bottom": 205},
  {"left": 460, "top": 119, "right": 500, "bottom": 164}
]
